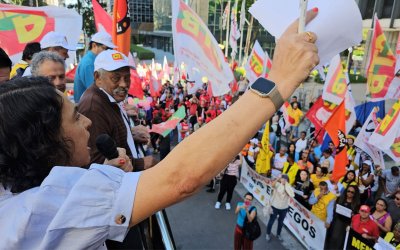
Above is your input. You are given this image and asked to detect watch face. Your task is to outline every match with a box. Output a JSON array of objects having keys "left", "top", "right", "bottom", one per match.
[{"left": 251, "top": 77, "right": 276, "bottom": 94}]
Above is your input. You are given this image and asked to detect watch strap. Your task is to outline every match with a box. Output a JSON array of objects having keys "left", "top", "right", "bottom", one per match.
[{"left": 269, "top": 87, "right": 285, "bottom": 111}]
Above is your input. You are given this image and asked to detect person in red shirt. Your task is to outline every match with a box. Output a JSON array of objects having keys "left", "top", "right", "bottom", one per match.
[{"left": 351, "top": 205, "right": 380, "bottom": 241}]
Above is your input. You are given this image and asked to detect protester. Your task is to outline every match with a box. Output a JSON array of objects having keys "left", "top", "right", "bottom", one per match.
[
  {"left": 0, "top": 48, "right": 12, "bottom": 83},
  {"left": 23, "top": 31, "right": 76, "bottom": 76},
  {"left": 293, "top": 170, "right": 314, "bottom": 209},
  {"left": 234, "top": 192, "right": 257, "bottom": 249},
  {"left": 351, "top": 205, "right": 380, "bottom": 241},
  {"left": 273, "top": 147, "right": 287, "bottom": 175},
  {"left": 30, "top": 51, "right": 67, "bottom": 92},
  {"left": 339, "top": 170, "right": 358, "bottom": 191},
  {"left": 371, "top": 198, "right": 393, "bottom": 236},
  {"left": 319, "top": 149, "right": 334, "bottom": 173},
  {"left": 74, "top": 31, "right": 117, "bottom": 102},
  {"left": 293, "top": 131, "right": 307, "bottom": 162},
  {"left": 281, "top": 155, "right": 299, "bottom": 185},
  {"left": 310, "top": 165, "right": 329, "bottom": 187},
  {"left": 287, "top": 143, "right": 296, "bottom": 160},
  {"left": 381, "top": 166, "right": 400, "bottom": 199},
  {"left": 297, "top": 148, "right": 314, "bottom": 174},
  {"left": 309, "top": 181, "right": 336, "bottom": 228},
  {"left": 384, "top": 222, "right": 400, "bottom": 249},
  {"left": 265, "top": 174, "right": 295, "bottom": 241},
  {"left": 356, "top": 160, "right": 375, "bottom": 205},
  {"left": 326, "top": 185, "right": 360, "bottom": 249},
  {"left": 245, "top": 138, "right": 259, "bottom": 169},
  {"left": 215, "top": 155, "right": 241, "bottom": 210},
  {"left": 10, "top": 42, "right": 41, "bottom": 78},
  {"left": 387, "top": 191, "right": 400, "bottom": 229},
  {"left": 308, "top": 139, "right": 322, "bottom": 166},
  {"left": 289, "top": 102, "right": 303, "bottom": 138},
  {"left": 0, "top": 9, "right": 320, "bottom": 248}
]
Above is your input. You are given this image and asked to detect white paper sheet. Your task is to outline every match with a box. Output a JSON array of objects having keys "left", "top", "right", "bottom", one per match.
[
  {"left": 249, "top": 0, "right": 363, "bottom": 67},
  {"left": 335, "top": 204, "right": 353, "bottom": 218}
]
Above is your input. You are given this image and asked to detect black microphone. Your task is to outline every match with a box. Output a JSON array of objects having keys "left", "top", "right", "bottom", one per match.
[{"left": 95, "top": 134, "right": 119, "bottom": 160}]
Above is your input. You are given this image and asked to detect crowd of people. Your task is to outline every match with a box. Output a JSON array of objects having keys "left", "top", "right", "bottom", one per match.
[{"left": 0, "top": 9, "right": 399, "bottom": 250}]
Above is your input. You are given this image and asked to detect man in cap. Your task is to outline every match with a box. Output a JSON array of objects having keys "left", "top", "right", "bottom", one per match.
[
  {"left": 74, "top": 31, "right": 117, "bottom": 102},
  {"left": 23, "top": 31, "right": 76, "bottom": 76},
  {"left": 77, "top": 49, "right": 157, "bottom": 249},
  {"left": 30, "top": 51, "right": 67, "bottom": 92},
  {"left": 351, "top": 205, "right": 380, "bottom": 241}
]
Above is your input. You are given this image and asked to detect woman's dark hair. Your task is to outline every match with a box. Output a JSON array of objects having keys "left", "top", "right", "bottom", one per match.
[
  {"left": 0, "top": 47, "right": 12, "bottom": 70},
  {"left": 0, "top": 77, "right": 72, "bottom": 193},
  {"left": 341, "top": 170, "right": 356, "bottom": 183},
  {"left": 22, "top": 42, "right": 41, "bottom": 61},
  {"left": 374, "top": 198, "right": 388, "bottom": 212},
  {"left": 338, "top": 185, "right": 360, "bottom": 212}
]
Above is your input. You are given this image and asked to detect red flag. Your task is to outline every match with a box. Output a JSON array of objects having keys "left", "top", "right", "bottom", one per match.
[
  {"left": 128, "top": 69, "right": 144, "bottom": 99},
  {"left": 112, "top": 0, "right": 131, "bottom": 56},
  {"left": 207, "top": 82, "right": 213, "bottom": 97},
  {"left": 324, "top": 101, "right": 348, "bottom": 181},
  {"left": 66, "top": 66, "right": 76, "bottom": 80},
  {"left": 92, "top": 0, "right": 112, "bottom": 34},
  {"left": 305, "top": 97, "right": 326, "bottom": 144}
]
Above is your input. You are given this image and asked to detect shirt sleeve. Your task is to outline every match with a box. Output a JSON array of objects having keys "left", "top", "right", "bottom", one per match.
[
  {"left": 309, "top": 192, "right": 318, "bottom": 205},
  {"left": 39, "top": 164, "right": 141, "bottom": 249},
  {"left": 326, "top": 200, "right": 335, "bottom": 224},
  {"left": 82, "top": 64, "right": 95, "bottom": 88}
]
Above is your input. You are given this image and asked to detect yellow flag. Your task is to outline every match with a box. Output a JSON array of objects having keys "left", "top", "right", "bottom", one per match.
[{"left": 255, "top": 121, "right": 272, "bottom": 174}]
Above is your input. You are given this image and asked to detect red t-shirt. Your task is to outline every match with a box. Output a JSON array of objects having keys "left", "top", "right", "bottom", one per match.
[{"left": 351, "top": 214, "right": 380, "bottom": 239}]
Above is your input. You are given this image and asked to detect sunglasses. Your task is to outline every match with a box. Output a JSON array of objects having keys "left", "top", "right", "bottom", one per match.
[{"left": 347, "top": 190, "right": 355, "bottom": 194}]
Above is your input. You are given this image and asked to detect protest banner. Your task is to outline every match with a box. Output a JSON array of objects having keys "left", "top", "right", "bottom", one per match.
[
  {"left": 0, "top": 3, "right": 81, "bottom": 63},
  {"left": 240, "top": 162, "right": 326, "bottom": 249},
  {"left": 344, "top": 228, "right": 376, "bottom": 250},
  {"left": 171, "top": 0, "right": 233, "bottom": 96}
]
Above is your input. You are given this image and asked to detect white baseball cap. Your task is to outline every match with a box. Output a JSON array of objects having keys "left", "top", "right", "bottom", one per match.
[
  {"left": 94, "top": 50, "right": 134, "bottom": 72},
  {"left": 91, "top": 31, "right": 117, "bottom": 49},
  {"left": 40, "top": 31, "right": 76, "bottom": 51}
]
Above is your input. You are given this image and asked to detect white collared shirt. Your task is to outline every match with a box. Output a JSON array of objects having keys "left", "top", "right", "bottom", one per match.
[
  {"left": 100, "top": 89, "right": 142, "bottom": 158},
  {"left": 0, "top": 164, "right": 141, "bottom": 249}
]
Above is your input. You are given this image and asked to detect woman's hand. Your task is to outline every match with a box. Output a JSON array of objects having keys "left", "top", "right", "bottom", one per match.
[{"left": 103, "top": 147, "right": 133, "bottom": 172}]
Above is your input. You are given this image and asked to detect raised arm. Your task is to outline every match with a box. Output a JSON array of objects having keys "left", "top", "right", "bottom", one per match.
[{"left": 130, "top": 9, "right": 319, "bottom": 226}]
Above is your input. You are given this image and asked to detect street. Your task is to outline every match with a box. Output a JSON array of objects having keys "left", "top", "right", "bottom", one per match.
[{"left": 166, "top": 183, "right": 304, "bottom": 250}]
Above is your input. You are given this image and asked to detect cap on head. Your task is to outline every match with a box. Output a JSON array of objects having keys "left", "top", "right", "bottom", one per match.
[
  {"left": 250, "top": 138, "right": 259, "bottom": 144},
  {"left": 94, "top": 50, "right": 134, "bottom": 72},
  {"left": 40, "top": 31, "right": 75, "bottom": 51},
  {"left": 363, "top": 160, "right": 372, "bottom": 167},
  {"left": 360, "top": 205, "right": 371, "bottom": 213},
  {"left": 91, "top": 31, "right": 117, "bottom": 49}
]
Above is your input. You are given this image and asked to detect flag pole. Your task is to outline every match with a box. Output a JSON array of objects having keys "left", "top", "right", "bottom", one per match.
[
  {"left": 242, "top": 16, "right": 253, "bottom": 66},
  {"left": 238, "top": 0, "right": 246, "bottom": 65},
  {"left": 224, "top": 0, "right": 231, "bottom": 58}
]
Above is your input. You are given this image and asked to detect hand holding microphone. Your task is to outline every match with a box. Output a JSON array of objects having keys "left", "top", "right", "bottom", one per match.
[{"left": 96, "top": 134, "right": 133, "bottom": 172}]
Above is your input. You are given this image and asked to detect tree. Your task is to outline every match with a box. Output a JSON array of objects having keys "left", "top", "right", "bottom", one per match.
[{"left": 67, "top": 0, "right": 106, "bottom": 37}]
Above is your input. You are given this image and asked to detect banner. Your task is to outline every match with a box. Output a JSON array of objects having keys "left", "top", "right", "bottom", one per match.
[
  {"left": 0, "top": 3, "right": 81, "bottom": 63},
  {"left": 366, "top": 14, "right": 397, "bottom": 101},
  {"left": 244, "top": 40, "right": 271, "bottom": 84},
  {"left": 354, "top": 108, "right": 385, "bottom": 167},
  {"left": 324, "top": 101, "right": 348, "bottom": 181},
  {"left": 112, "top": 0, "right": 131, "bottom": 56},
  {"left": 240, "top": 162, "right": 327, "bottom": 250},
  {"left": 92, "top": 0, "right": 112, "bottom": 34},
  {"left": 344, "top": 228, "right": 375, "bottom": 250},
  {"left": 172, "top": 0, "right": 233, "bottom": 96},
  {"left": 229, "top": 0, "right": 240, "bottom": 58}
]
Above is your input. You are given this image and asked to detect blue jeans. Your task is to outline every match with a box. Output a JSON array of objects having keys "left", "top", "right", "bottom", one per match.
[{"left": 266, "top": 206, "right": 288, "bottom": 236}]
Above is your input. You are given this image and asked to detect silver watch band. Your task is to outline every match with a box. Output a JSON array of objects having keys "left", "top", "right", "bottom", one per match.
[{"left": 269, "top": 87, "right": 285, "bottom": 111}]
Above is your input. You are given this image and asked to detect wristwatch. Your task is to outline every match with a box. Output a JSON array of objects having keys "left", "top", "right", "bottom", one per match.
[{"left": 249, "top": 77, "right": 285, "bottom": 111}]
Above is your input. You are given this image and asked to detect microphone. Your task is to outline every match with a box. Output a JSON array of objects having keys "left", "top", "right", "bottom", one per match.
[{"left": 95, "top": 134, "right": 119, "bottom": 160}]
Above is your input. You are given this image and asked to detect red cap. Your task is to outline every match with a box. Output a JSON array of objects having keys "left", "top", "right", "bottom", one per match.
[{"left": 360, "top": 205, "right": 370, "bottom": 213}]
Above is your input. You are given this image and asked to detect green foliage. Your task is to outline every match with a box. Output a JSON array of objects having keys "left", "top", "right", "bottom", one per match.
[
  {"left": 348, "top": 74, "right": 367, "bottom": 83},
  {"left": 8, "top": 0, "right": 46, "bottom": 6},
  {"left": 67, "top": 0, "right": 106, "bottom": 37},
  {"left": 131, "top": 45, "right": 155, "bottom": 60}
]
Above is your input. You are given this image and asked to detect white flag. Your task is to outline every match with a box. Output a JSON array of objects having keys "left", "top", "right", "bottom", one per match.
[
  {"left": 222, "top": 2, "right": 230, "bottom": 30},
  {"left": 172, "top": 0, "right": 233, "bottom": 96},
  {"left": 369, "top": 100, "right": 400, "bottom": 150},
  {"left": 229, "top": 0, "right": 240, "bottom": 58},
  {"left": 354, "top": 109, "right": 384, "bottom": 166}
]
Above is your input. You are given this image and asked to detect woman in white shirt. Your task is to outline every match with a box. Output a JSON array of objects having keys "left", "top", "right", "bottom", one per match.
[{"left": 0, "top": 11, "right": 319, "bottom": 248}]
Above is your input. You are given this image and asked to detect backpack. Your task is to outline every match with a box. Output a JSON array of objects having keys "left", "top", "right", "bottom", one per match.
[{"left": 243, "top": 207, "right": 261, "bottom": 241}]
